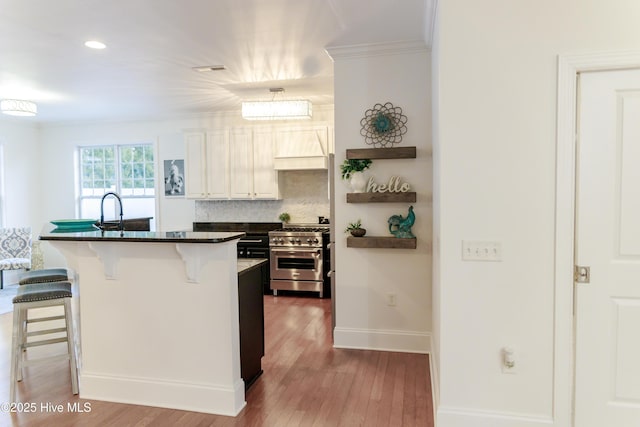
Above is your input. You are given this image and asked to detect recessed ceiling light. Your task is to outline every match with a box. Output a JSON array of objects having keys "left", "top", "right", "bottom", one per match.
[
  {"left": 84, "top": 40, "right": 106, "bottom": 50},
  {"left": 192, "top": 65, "right": 226, "bottom": 72}
]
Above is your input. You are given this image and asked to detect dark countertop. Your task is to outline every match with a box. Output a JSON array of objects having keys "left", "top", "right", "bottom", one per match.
[
  {"left": 237, "top": 258, "right": 268, "bottom": 275},
  {"left": 40, "top": 225, "right": 245, "bottom": 244}
]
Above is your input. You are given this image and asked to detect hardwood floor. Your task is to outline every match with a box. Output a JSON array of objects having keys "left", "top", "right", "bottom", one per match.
[{"left": 0, "top": 295, "right": 433, "bottom": 426}]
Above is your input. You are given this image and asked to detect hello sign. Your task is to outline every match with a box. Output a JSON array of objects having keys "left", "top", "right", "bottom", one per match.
[{"left": 366, "top": 176, "right": 411, "bottom": 193}]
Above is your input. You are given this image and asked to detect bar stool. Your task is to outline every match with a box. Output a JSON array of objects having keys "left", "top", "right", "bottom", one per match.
[
  {"left": 18, "top": 268, "right": 69, "bottom": 285},
  {"left": 16, "top": 269, "right": 73, "bottom": 366},
  {"left": 10, "top": 281, "right": 78, "bottom": 402}
]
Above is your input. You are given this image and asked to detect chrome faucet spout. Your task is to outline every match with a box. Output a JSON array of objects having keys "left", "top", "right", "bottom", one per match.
[{"left": 100, "top": 192, "right": 124, "bottom": 231}]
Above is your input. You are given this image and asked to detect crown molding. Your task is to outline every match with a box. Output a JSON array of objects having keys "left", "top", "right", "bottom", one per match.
[{"left": 325, "top": 39, "right": 429, "bottom": 61}]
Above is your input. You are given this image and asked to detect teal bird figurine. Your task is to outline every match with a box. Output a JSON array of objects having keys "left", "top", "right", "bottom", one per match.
[{"left": 388, "top": 206, "right": 415, "bottom": 238}]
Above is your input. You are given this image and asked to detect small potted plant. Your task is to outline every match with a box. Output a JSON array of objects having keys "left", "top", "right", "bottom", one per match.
[
  {"left": 279, "top": 212, "right": 291, "bottom": 224},
  {"left": 345, "top": 219, "right": 366, "bottom": 237},
  {"left": 340, "top": 159, "right": 372, "bottom": 192}
]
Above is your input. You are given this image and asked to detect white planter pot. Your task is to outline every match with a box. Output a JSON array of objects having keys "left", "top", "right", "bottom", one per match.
[{"left": 349, "top": 171, "right": 367, "bottom": 193}]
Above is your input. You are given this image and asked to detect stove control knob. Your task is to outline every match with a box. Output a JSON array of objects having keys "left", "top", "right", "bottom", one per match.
[
  {"left": 306, "top": 238, "right": 312, "bottom": 244},
  {"left": 295, "top": 238, "right": 301, "bottom": 244},
  {"left": 278, "top": 238, "right": 285, "bottom": 244},
  {"left": 313, "top": 238, "right": 319, "bottom": 244},
  {"left": 289, "top": 238, "right": 295, "bottom": 243},
  {"left": 271, "top": 238, "right": 278, "bottom": 244}
]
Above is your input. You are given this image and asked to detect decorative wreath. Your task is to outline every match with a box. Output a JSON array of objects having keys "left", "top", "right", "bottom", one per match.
[{"left": 360, "top": 102, "right": 408, "bottom": 148}]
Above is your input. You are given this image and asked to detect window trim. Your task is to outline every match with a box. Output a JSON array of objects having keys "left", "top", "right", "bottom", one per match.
[{"left": 76, "top": 141, "right": 158, "bottom": 223}]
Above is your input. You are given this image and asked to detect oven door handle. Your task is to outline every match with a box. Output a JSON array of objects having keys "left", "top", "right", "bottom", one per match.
[
  {"left": 241, "top": 239, "right": 265, "bottom": 243},
  {"left": 270, "top": 248, "right": 321, "bottom": 255}
]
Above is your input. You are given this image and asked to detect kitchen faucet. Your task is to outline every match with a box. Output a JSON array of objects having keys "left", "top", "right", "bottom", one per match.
[{"left": 100, "top": 192, "right": 124, "bottom": 231}]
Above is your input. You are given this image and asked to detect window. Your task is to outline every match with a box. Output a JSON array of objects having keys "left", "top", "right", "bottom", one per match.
[{"left": 78, "top": 144, "right": 156, "bottom": 226}]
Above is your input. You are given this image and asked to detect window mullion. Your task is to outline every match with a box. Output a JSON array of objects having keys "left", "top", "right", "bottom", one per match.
[{"left": 115, "top": 146, "right": 122, "bottom": 194}]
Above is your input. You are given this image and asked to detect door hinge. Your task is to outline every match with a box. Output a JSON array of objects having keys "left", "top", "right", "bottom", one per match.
[{"left": 574, "top": 265, "right": 590, "bottom": 283}]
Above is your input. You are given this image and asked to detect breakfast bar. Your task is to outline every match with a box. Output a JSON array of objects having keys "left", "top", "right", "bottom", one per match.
[{"left": 39, "top": 227, "right": 247, "bottom": 416}]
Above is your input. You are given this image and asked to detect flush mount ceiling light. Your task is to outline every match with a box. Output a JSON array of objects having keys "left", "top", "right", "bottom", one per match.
[
  {"left": 241, "top": 88, "right": 312, "bottom": 120},
  {"left": 1, "top": 99, "right": 37, "bottom": 117}
]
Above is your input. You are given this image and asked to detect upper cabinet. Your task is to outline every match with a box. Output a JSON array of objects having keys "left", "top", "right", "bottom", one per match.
[
  {"left": 184, "top": 124, "right": 331, "bottom": 200},
  {"left": 184, "top": 128, "right": 280, "bottom": 200},
  {"left": 229, "top": 128, "right": 279, "bottom": 200},
  {"left": 251, "top": 129, "right": 280, "bottom": 199},
  {"left": 273, "top": 125, "right": 330, "bottom": 170},
  {"left": 184, "top": 130, "right": 229, "bottom": 199}
]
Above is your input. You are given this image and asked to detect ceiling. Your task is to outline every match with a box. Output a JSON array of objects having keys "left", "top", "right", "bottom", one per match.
[{"left": 0, "top": 0, "right": 431, "bottom": 124}]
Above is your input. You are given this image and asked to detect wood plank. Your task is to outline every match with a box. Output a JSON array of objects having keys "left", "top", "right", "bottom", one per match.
[
  {"left": 346, "top": 146, "right": 416, "bottom": 159},
  {"left": 347, "top": 236, "right": 417, "bottom": 249},
  {"left": 0, "top": 295, "right": 432, "bottom": 426},
  {"left": 346, "top": 191, "right": 416, "bottom": 203}
]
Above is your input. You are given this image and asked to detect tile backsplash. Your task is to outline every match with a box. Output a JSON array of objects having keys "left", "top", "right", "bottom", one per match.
[{"left": 195, "top": 170, "right": 330, "bottom": 224}]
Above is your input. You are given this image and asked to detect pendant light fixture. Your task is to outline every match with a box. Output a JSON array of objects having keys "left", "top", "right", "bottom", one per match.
[
  {"left": 1, "top": 99, "right": 37, "bottom": 117},
  {"left": 242, "top": 88, "right": 312, "bottom": 120}
]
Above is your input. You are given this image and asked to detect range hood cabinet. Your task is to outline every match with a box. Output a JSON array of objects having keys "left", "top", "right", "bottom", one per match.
[{"left": 273, "top": 126, "right": 329, "bottom": 170}]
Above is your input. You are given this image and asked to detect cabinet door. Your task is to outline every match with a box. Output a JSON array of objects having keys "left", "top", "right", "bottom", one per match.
[
  {"left": 205, "top": 130, "right": 229, "bottom": 199},
  {"left": 184, "top": 132, "right": 207, "bottom": 199},
  {"left": 229, "top": 128, "right": 254, "bottom": 199},
  {"left": 252, "top": 129, "right": 279, "bottom": 199}
]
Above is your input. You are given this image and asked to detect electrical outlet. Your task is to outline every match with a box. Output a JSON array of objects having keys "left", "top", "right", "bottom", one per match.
[
  {"left": 386, "top": 293, "right": 397, "bottom": 307},
  {"left": 462, "top": 240, "right": 502, "bottom": 261}
]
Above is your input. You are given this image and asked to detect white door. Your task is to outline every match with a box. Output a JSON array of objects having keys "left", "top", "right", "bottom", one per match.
[{"left": 575, "top": 69, "right": 640, "bottom": 426}]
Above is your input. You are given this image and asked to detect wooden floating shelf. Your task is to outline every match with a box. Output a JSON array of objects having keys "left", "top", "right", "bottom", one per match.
[
  {"left": 347, "top": 236, "right": 417, "bottom": 249},
  {"left": 346, "top": 192, "right": 417, "bottom": 203},
  {"left": 346, "top": 146, "right": 416, "bottom": 160}
]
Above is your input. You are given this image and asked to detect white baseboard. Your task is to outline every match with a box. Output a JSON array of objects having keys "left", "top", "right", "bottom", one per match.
[
  {"left": 333, "top": 327, "right": 430, "bottom": 353},
  {"left": 80, "top": 372, "right": 246, "bottom": 416},
  {"left": 437, "top": 407, "right": 554, "bottom": 427}
]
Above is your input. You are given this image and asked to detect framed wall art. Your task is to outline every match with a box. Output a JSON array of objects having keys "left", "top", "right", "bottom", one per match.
[{"left": 163, "top": 159, "right": 185, "bottom": 196}]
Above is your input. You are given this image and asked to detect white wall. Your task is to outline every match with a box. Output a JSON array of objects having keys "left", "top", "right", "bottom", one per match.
[
  {"left": 328, "top": 42, "right": 432, "bottom": 353},
  {"left": 433, "top": 1, "right": 640, "bottom": 426},
  {"left": 0, "top": 120, "right": 41, "bottom": 229}
]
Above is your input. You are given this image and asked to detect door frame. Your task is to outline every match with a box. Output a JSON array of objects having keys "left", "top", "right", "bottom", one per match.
[{"left": 555, "top": 50, "right": 640, "bottom": 426}]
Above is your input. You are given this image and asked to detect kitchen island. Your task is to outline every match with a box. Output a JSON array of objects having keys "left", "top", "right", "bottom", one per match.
[{"left": 40, "top": 227, "right": 247, "bottom": 416}]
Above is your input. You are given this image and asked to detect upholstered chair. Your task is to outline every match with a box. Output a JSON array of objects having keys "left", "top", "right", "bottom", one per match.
[{"left": 0, "top": 227, "right": 32, "bottom": 289}]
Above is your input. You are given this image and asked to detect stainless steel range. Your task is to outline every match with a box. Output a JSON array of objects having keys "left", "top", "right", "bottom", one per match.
[{"left": 269, "top": 225, "right": 330, "bottom": 298}]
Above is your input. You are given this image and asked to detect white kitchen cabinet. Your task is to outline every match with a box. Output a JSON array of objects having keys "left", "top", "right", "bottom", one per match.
[
  {"left": 252, "top": 129, "right": 280, "bottom": 199},
  {"left": 184, "top": 130, "right": 229, "bottom": 199},
  {"left": 229, "top": 128, "right": 279, "bottom": 200},
  {"left": 229, "top": 129, "right": 253, "bottom": 199}
]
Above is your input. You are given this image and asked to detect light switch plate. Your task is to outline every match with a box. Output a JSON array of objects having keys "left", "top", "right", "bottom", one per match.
[{"left": 462, "top": 240, "right": 502, "bottom": 261}]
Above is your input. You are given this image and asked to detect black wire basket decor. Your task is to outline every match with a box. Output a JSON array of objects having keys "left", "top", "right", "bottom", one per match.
[{"left": 359, "top": 102, "right": 408, "bottom": 148}]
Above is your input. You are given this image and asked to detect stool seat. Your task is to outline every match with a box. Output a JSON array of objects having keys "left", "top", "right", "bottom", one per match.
[
  {"left": 10, "top": 281, "right": 78, "bottom": 402},
  {"left": 18, "top": 268, "right": 69, "bottom": 285},
  {"left": 13, "top": 281, "right": 71, "bottom": 303}
]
